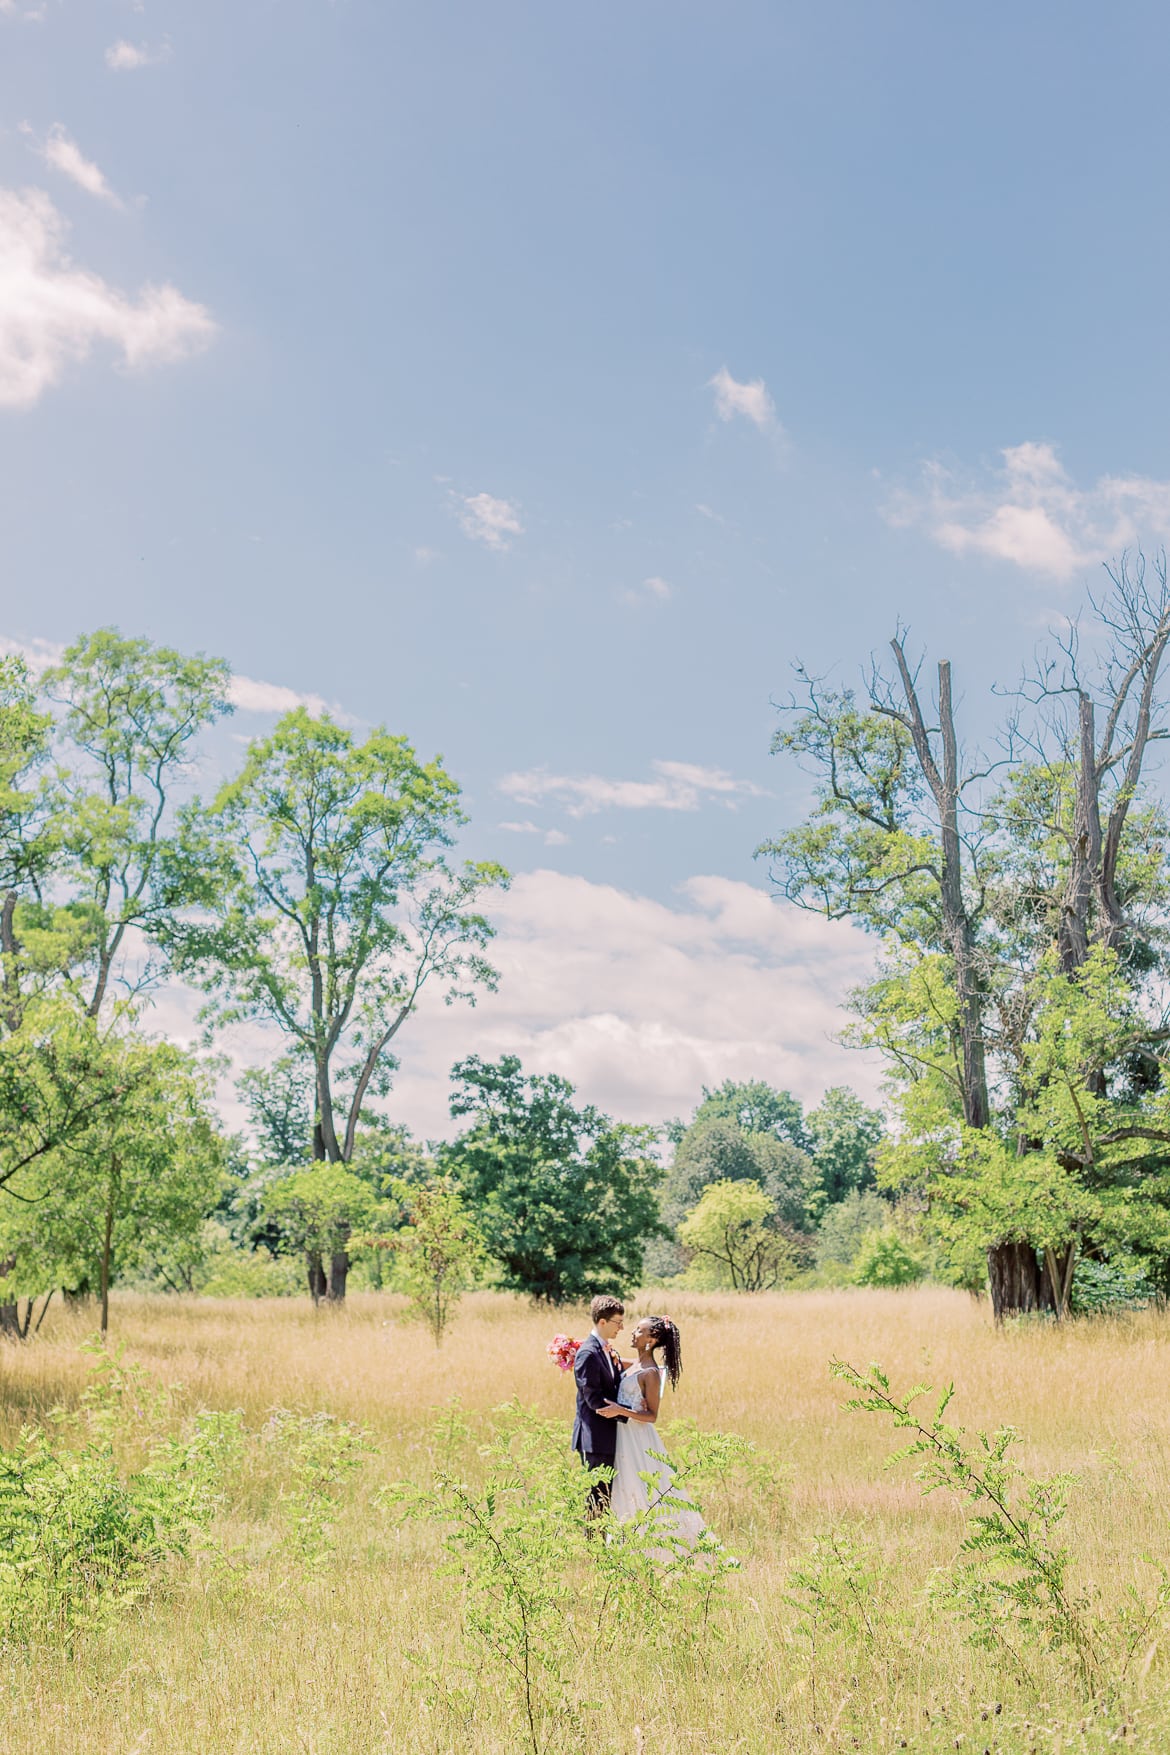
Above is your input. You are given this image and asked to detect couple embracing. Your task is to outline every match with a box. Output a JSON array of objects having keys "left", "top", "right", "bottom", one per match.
[{"left": 571, "top": 1293, "right": 708, "bottom": 1546}]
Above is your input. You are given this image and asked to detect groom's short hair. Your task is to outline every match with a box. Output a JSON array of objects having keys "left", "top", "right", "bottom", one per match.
[{"left": 590, "top": 1295, "right": 624, "bottom": 1323}]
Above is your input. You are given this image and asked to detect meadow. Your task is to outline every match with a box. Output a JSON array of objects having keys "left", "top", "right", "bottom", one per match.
[{"left": 5, "top": 1287, "right": 1170, "bottom": 1755}]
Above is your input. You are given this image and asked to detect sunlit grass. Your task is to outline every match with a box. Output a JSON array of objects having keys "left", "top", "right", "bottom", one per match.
[{"left": 5, "top": 1287, "right": 1170, "bottom": 1752}]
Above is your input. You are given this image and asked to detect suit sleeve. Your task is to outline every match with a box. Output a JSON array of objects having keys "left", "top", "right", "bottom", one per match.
[{"left": 574, "top": 1345, "right": 626, "bottom": 1421}]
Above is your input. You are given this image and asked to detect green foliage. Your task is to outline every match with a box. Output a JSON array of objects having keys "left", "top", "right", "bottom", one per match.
[
  {"left": 161, "top": 707, "right": 507, "bottom": 1175},
  {"left": 814, "top": 1189, "right": 892, "bottom": 1276},
  {"left": 852, "top": 1226, "right": 926, "bottom": 1288},
  {"left": 1069, "top": 1258, "right": 1153, "bottom": 1316},
  {"left": 444, "top": 1054, "right": 663, "bottom": 1303},
  {"left": 806, "top": 1085, "right": 884, "bottom": 1204},
  {"left": 785, "top": 1522, "right": 892, "bottom": 1720},
  {"left": 375, "top": 1177, "right": 484, "bottom": 1343},
  {"left": 685, "top": 1078, "right": 810, "bottom": 1149},
  {"left": 831, "top": 1359, "right": 1170, "bottom": 1692},
  {"left": 678, "top": 1178, "right": 796, "bottom": 1291},
  {"left": 0, "top": 1343, "right": 245, "bottom": 1645},
  {"left": 42, "top": 627, "right": 232, "bottom": 1017},
  {"left": 191, "top": 1222, "right": 301, "bottom": 1299},
  {"left": 665, "top": 1114, "right": 820, "bottom": 1230},
  {"left": 0, "top": 1034, "right": 227, "bottom": 1333},
  {"left": 385, "top": 1403, "right": 739, "bottom": 1755},
  {"left": 237, "top": 1054, "right": 313, "bottom": 1167},
  {"left": 262, "top": 1408, "right": 372, "bottom": 1564},
  {"left": 259, "top": 1164, "right": 380, "bottom": 1301}
]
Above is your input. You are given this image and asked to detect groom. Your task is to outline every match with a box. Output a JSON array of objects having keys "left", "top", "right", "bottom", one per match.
[{"left": 572, "top": 1293, "right": 628, "bottom": 1515}]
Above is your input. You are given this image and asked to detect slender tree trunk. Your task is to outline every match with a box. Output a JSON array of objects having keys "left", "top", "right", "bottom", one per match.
[
  {"left": 0, "top": 1301, "right": 20, "bottom": 1341},
  {"left": 33, "top": 1288, "right": 54, "bottom": 1335},
  {"left": 99, "top": 1160, "right": 117, "bottom": 1337},
  {"left": 307, "top": 1251, "right": 326, "bottom": 1304}
]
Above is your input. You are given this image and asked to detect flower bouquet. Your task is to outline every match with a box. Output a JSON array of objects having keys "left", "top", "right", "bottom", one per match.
[{"left": 546, "top": 1333, "right": 581, "bottom": 1372}]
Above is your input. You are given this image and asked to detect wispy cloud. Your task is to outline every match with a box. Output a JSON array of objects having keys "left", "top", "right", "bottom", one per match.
[
  {"left": 709, "top": 365, "right": 778, "bottom": 433},
  {"left": 499, "top": 820, "right": 571, "bottom": 847},
  {"left": 105, "top": 40, "right": 171, "bottom": 71},
  {"left": 0, "top": 187, "right": 215, "bottom": 409},
  {"left": 499, "top": 759, "right": 768, "bottom": 819},
  {"left": 887, "top": 441, "right": 1170, "bottom": 582},
  {"left": 38, "top": 126, "right": 122, "bottom": 208},
  {"left": 619, "top": 575, "right": 671, "bottom": 607},
  {"left": 457, "top": 491, "right": 524, "bottom": 551}
]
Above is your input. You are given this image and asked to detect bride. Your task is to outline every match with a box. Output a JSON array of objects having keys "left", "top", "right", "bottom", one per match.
[{"left": 601, "top": 1315, "right": 710, "bottom": 1553}]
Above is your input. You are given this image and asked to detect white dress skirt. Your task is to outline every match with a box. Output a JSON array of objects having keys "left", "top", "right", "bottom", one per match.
[{"left": 610, "top": 1365, "right": 710, "bottom": 1554}]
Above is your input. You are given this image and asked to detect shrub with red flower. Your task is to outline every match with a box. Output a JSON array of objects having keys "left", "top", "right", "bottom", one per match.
[{"left": 546, "top": 1334, "right": 581, "bottom": 1372}]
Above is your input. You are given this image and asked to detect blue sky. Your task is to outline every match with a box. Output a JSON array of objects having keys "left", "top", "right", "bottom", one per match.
[{"left": 3, "top": 1, "right": 1170, "bottom": 1134}]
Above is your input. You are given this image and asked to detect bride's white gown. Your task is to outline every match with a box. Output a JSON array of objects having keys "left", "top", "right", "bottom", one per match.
[{"left": 610, "top": 1364, "right": 709, "bottom": 1553}]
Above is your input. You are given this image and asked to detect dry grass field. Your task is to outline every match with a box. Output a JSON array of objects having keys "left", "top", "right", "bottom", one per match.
[{"left": 5, "top": 1286, "right": 1170, "bottom": 1754}]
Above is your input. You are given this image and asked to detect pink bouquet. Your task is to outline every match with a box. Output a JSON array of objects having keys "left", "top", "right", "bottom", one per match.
[{"left": 546, "top": 1334, "right": 581, "bottom": 1372}]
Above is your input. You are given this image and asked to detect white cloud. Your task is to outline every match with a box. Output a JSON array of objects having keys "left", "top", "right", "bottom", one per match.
[
  {"left": 888, "top": 442, "right": 1170, "bottom": 582},
  {"left": 618, "top": 575, "right": 672, "bottom": 607},
  {"left": 105, "top": 40, "right": 171, "bottom": 71},
  {"left": 0, "top": 632, "right": 63, "bottom": 673},
  {"left": 499, "top": 759, "right": 768, "bottom": 819},
  {"left": 709, "top": 365, "right": 778, "bottom": 433},
  {"left": 149, "top": 871, "right": 881, "bottom": 1142},
  {"left": 39, "top": 127, "right": 122, "bottom": 207},
  {"left": 695, "top": 502, "right": 724, "bottom": 523},
  {"left": 228, "top": 675, "right": 341, "bottom": 718},
  {"left": 499, "top": 819, "right": 571, "bottom": 847},
  {"left": 457, "top": 491, "right": 524, "bottom": 551},
  {"left": 374, "top": 871, "right": 883, "bottom": 1138},
  {"left": 0, "top": 187, "right": 215, "bottom": 409}
]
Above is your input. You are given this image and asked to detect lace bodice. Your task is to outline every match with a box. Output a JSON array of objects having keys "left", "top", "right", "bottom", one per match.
[{"left": 616, "top": 1365, "right": 665, "bottom": 1415}]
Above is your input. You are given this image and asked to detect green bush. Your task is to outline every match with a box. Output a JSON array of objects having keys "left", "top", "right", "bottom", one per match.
[
  {"left": 0, "top": 1410, "right": 242, "bottom": 1644},
  {"left": 853, "top": 1227, "right": 925, "bottom": 1289},
  {"left": 1069, "top": 1257, "right": 1152, "bottom": 1316}
]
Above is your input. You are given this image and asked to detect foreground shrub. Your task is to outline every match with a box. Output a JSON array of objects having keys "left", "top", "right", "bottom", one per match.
[
  {"left": 385, "top": 1403, "right": 746, "bottom": 1753},
  {"left": 0, "top": 1410, "right": 242, "bottom": 1645}
]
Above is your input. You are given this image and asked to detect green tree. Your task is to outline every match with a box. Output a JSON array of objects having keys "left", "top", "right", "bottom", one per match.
[
  {"left": 162, "top": 710, "right": 507, "bottom": 1297},
  {"left": 443, "top": 1054, "right": 663, "bottom": 1304},
  {"left": 807, "top": 1086, "right": 884, "bottom": 1205},
  {"left": 664, "top": 1115, "right": 819, "bottom": 1229},
  {"left": 678, "top": 1179, "right": 795, "bottom": 1291},
  {"left": 761, "top": 562, "right": 1170, "bottom": 1317},
  {"left": 380, "top": 1177, "right": 484, "bottom": 1343},
  {"left": 260, "top": 1164, "right": 379, "bottom": 1304},
  {"left": 852, "top": 1227, "right": 925, "bottom": 1288},
  {"left": 237, "top": 1054, "right": 314, "bottom": 1167},
  {"left": 682, "top": 1078, "right": 810, "bottom": 1149},
  {"left": 0, "top": 1036, "right": 226, "bottom": 1335},
  {"left": 814, "top": 1188, "right": 891, "bottom": 1277},
  {"left": 42, "top": 629, "right": 232, "bottom": 1018}
]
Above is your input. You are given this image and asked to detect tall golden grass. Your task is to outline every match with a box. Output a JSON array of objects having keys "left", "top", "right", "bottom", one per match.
[{"left": 5, "top": 1287, "right": 1170, "bottom": 1753}]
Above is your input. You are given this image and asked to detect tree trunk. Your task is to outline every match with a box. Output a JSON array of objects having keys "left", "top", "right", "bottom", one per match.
[
  {"left": 327, "top": 1251, "right": 349, "bottom": 1302},
  {"left": 99, "top": 1163, "right": 117, "bottom": 1338},
  {"left": 0, "top": 1301, "right": 20, "bottom": 1341},
  {"left": 307, "top": 1251, "right": 327, "bottom": 1304},
  {"left": 1044, "top": 1242, "right": 1078, "bottom": 1321},
  {"left": 987, "top": 1241, "right": 1053, "bottom": 1322}
]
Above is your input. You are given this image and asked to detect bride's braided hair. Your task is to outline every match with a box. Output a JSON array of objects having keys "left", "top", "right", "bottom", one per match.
[{"left": 646, "top": 1316, "right": 682, "bottom": 1389}]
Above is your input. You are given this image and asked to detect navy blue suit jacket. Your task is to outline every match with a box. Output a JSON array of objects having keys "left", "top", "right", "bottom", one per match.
[{"left": 571, "top": 1333, "right": 626, "bottom": 1461}]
